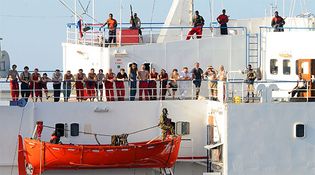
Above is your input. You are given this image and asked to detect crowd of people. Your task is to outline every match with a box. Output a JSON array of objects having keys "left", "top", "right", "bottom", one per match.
[{"left": 5, "top": 63, "right": 239, "bottom": 103}]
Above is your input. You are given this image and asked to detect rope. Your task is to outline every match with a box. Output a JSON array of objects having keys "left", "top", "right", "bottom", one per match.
[
  {"left": 128, "top": 125, "right": 159, "bottom": 135},
  {"left": 42, "top": 124, "right": 159, "bottom": 137}
]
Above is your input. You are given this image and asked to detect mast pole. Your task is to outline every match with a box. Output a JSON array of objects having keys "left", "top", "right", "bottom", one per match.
[
  {"left": 119, "top": 0, "right": 122, "bottom": 47},
  {"left": 74, "top": 0, "right": 78, "bottom": 43},
  {"left": 283, "top": 0, "right": 285, "bottom": 16}
]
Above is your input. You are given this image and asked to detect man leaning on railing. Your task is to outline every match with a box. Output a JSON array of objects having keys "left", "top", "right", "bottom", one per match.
[{"left": 289, "top": 73, "right": 307, "bottom": 98}]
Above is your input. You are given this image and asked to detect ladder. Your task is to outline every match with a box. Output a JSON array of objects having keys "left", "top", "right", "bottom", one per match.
[{"left": 247, "top": 33, "right": 259, "bottom": 68}]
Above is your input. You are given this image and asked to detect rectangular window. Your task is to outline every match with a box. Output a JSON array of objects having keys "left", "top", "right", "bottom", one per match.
[
  {"left": 270, "top": 59, "right": 278, "bottom": 75},
  {"left": 283, "top": 60, "right": 291, "bottom": 75}
]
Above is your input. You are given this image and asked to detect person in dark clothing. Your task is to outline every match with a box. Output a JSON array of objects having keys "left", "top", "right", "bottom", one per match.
[
  {"left": 159, "top": 69, "right": 168, "bottom": 100},
  {"left": 271, "top": 11, "right": 285, "bottom": 32},
  {"left": 289, "top": 73, "right": 307, "bottom": 97},
  {"left": 52, "top": 69, "right": 62, "bottom": 102},
  {"left": 217, "top": 9, "right": 229, "bottom": 35},
  {"left": 129, "top": 63, "right": 138, "bottom": 101},
  {"left": 20, "top": 66, "right": 31, "bottom": 102},
  {"left": 50, "top": 131, "right": 61, "bottom": 144},
  {"left": 191, "top": 62, "right": 204, "bottom": 99}
]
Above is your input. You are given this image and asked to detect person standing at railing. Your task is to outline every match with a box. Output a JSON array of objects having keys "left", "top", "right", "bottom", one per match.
[
  {"left": 217, "top": 9, "right": 229, "bottom": 35},
  {"left": 100, "top": 13, "right": 118, "bottom": 45},
  {"left": 116, "top": 68, "right": 128, "bottom": 101},
  {"left": 148, "top": 68, "right": 158, "bottom": 100},
  {"left": 63, "top": 70, "right": 74, "bottom": 102},
  {"left": 129, "top": 63, "right": 138, "bottom": 101},
  {"left": 30, "top": 68, "right": 42, "bottom": 102},
  {"left": 245, "top": 64, "right": 256, "bottom": 103},
  {"left": 138, "top": 64, "right": 150, "bottom": 101},
  {"left": 86, "top": 68, "right": 97, "bottom": 102},
  {"left": 168, "top": 69, "right": 180, "bottom": 100},
  {"left": 271, "top": 11, "right": 285, "bottom": 32},
  {"left": 41, "top": 73, "right": 51, "bottom": 100},
  {"left": 105, "top": 68, "right": 116, "bottom": 101},
  {"left": 179, "top": 67, "right": 192, "bottom": 100},
  {"left": 186, "top": 11, "right": 205, "bottom": 40},
  {"left": 204, "top": 66, "right": 218, "bottom": 101},
  {"left": 20, "top": 66, "right": 31, "bottom": 102},
  {"left": 96, "top": 69, "right": 105, "bottom": 102},
  {"left": 75, "top": 69, "right": 87, "bottom": 102},
  {"left": 191, "top": 62, "right": 204, "bottom": 99},
  {"left": 218, "top": 65, "right": 227, "bottom": 102},
  {"left": 52, "top": 69, "right": 62, "bottom": 102},
  {"left": 159, "top": 69, "right": 169, "bottom": 100},
  {"left": 6, "top": 64, "right": 20, "bottom": 101}
]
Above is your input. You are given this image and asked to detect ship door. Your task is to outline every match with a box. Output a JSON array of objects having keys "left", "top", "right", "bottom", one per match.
[{"left": 296, "top": 59, "right": 315, "bottom": 96}]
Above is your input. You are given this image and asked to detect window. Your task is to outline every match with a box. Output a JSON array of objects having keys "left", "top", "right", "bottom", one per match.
[
  {"left": 270, "top": 59, "right": 278, "bottom": 75},
  {"left": 283, "top": 60, "right": 291, "bottom": 75},
  {"left": 55, "top": 123, "right": 65, "bottom": 137},
  {"left": 176, "top": 121, "right": 190, "bottom": 135}
]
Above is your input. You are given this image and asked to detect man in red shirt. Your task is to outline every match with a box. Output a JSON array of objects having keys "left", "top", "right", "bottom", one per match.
[
  {"left": 101, "top": 13, "right": 118, "bottom": 44},
  {"left": 217, "top": 9, "right": 229, "bottom": 35},
  {"left": 271, "top": 11, "right": 285, "bottom": 32},
  {"left": 186, "top": 11, "right": 205, "bottom": 40}
]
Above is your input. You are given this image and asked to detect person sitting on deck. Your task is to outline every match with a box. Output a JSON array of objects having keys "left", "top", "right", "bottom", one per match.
[
  {"left": 186, "top": 11, "right": 205, "bottom": 40},
  {"left": 289, "top": 73, "right": 307, "bottom": 98},
  {"left": 50, "top": 131, "right": 61, "bottom": 144}
]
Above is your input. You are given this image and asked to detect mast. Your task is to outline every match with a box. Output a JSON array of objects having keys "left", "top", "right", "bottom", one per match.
[{"left": 74, "top": 0, "right": 78, "bottom": 43}]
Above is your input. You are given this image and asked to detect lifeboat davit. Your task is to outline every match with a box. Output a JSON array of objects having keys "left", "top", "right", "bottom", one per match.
[{"left": 18, "top": 135, "right": 181, "bottom": 175}]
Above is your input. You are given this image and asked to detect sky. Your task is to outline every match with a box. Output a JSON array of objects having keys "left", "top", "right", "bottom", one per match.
[{"left": 0, "top": 0, "right": 314, "bottom": 71}]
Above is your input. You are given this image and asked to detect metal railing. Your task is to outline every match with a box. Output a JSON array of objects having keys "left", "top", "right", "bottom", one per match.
[
  {"left": 66, "top": 22, "right": 248, "bottom": 46},
  {"left": 1, "top": 79, "right": 314, "bottom": 104}
]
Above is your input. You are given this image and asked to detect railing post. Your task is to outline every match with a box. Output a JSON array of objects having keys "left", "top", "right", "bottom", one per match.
[{"left": 241, "top": 82, "right": 244, "bottom": 103}]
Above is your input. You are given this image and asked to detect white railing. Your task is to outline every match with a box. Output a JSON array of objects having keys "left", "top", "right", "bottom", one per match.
[
  {"left": 1, "top": 79, "right": 313, "bottom": 104},
  {"left": 66, "top": 23, "right": 248, "bottom": 47}
]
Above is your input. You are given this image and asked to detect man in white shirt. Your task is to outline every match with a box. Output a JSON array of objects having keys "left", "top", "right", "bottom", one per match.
[{"left": 179, "top": 67, "right": 192, "bottom": 99}]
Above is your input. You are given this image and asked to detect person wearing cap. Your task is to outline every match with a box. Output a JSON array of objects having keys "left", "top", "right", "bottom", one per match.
[
  {"left": 6, "top": 64, "right": 20, "bottom": 101},
  {"left": 52, "top": 69, "right": 63, "bottom": 102},
  {"left": 245, "top": 64, "right": 256, "bottom": 103},
  {"left": 271, "top": 11, "right": 285, "bottom": 32},
  {"left": 186, "top": 10, "right": 205, "bottom": 40},
  {"left": 217, "top": 9, "right": 229, "bottom": 35},
  {"left": 20, "top": 66, "right": 31, "bottom": 102},
  {"left": 191, "top": 62, "right": 204, "bottom": 99}
]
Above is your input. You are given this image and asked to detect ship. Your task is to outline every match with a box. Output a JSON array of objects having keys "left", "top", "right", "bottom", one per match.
[{"left": 1, "top": 0, "right": 315, "bottom": 175}]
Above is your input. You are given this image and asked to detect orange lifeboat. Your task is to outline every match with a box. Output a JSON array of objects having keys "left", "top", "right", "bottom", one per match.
[{"left": 18, "top": 135, "right": 181, "bottom": 175}]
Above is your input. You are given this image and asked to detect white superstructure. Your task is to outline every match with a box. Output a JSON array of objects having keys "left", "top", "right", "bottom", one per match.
[{"left": 1, "top": 1, "right": 315, "bottom": 175}]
